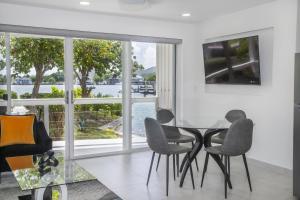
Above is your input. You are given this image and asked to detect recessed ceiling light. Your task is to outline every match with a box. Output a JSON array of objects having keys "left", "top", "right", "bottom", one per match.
[
  {"left": 182, "top": 13, "right": 191, "bottom": 17},
  {"left": 80, "top": 1, "right": 90, "bottom": 6}
]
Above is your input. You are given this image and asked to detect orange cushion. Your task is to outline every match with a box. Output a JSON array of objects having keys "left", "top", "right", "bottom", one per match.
[
  {"left": 6, "top": 155, "right": 34, "bottom": 170},
  {"left": 0, "top": 115, "right": 35, "bottom": 147}
]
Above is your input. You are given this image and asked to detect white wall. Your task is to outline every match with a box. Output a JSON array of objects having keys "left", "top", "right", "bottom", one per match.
[{"left": 178, "top": 0, "right": 297, "bottom": 169}]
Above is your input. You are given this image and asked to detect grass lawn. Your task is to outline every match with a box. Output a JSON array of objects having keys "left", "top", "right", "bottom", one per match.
[{"left": 74, "top": 128, "right": 120, "bottom": 140}]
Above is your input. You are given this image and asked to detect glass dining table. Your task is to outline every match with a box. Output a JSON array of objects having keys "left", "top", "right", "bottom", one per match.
[{"left": 163, "top": 118, "right": 233, "bottom": 189}]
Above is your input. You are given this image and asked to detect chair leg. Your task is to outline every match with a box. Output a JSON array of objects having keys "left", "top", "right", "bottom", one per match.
[
  {"left": 147, "top": 152, "right": 155, "bottom": 186},
  {"left": 224, "top": 156, "right": 228, "bottom": 199},
  {"left": 201, "top": 152, "right": 210, "bottom": 188},
  {"left": 187, "top": 152, "right": 195, "bottom": 189},
  {"left": 192, "top": 141, "right": 199, "bottom": 172},
  {"left": 166, "top": 154, "right": 170, "bottom": 196},
  {"left": 242, "top": 154, "right": 252, "bottom": 192},
  {"left": 228, "top": 156, "right": 231, "bottom": 179},
  {"left": 176, "top": 154, "right": 179, "bottom": 177},
  {"left": 156, "top": 154, "right": 161, "bottom": 171},
  {"left": 176, "top": 142, "right": 180, "bottom": 177},
  {"left": 172, "top": 154, "right": 176, "bottom": 181}
]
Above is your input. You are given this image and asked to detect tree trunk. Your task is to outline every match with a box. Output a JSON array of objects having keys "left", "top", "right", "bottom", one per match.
[
  {"left": 32, "top": 67, "right": 44, "bottom": 98},
  {"left": 80, "top": 71, "right": 91, "bottom": 98}
]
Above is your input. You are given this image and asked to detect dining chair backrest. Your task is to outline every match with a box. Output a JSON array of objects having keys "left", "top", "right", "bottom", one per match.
[
  {"left": 225, "top": 110, "right": 246, "bottom": 123},
  {"left": 145, "top": 117, "right": 169, "bottom": 154},
  {"left": 216, "top": 110, "right": 247, "bottom": 140},
  {"left": 222, "top": 118, "right": 254, "bottom": 156},
  {"left": 156, "top": 109, "right": 175, "bottom": 124}
]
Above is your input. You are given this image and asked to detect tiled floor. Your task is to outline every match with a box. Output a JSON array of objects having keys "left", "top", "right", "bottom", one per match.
[{"left": 77, "top": 151, "right": 296, "bottom": 200}]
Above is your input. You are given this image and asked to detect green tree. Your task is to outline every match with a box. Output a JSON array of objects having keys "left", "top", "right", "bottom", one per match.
[
  {"left": 73, "top": 39, "right": 122, "bottom": 97},
  {"left": 44, "top": 71, "right": 64, "bottom": 84},
  {"left": 132, "top": 56, "right": 144, "bottom": 77},
  {"left": 10, "top": 37, "right": 64, "bottom": 98},
  {"left": 93, "top": 74, "right": 103, "bottom": 84},
  {"left": 0, "top": 74, "right": 6, "bottom": 84},
  {"left": 0, "top": 89, "right": 18, "bottom": 99},
  {"left": 0, "top": 35, "right": 5, "bottom": 71},
  {"left": 145, "top": 73, "right": 156, "bottom": 81}
]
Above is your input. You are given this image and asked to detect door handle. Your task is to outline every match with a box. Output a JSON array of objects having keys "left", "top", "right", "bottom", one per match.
[
  {"left": 71, "top": 90, "right": 74, "bottom": 104},
  {"left": 65, "top": 90, "right": 69, "bottom": 104}
]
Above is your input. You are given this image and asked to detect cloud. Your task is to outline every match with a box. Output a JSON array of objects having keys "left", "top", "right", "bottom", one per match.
[{"left": 132, "top": 42, "right": 156, "bottom": 69}]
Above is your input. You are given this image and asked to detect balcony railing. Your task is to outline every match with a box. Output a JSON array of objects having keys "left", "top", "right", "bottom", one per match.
[{"left": 0, "top": 97, "right": 155, "bottom": 152}]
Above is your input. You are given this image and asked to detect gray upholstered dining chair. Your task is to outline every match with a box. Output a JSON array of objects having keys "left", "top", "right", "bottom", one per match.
[
  {"left": 200, "top": 118, "right": 253, "bottom": 199},
  {"left": 211, "top": 110, "right": 246, "bottom": 177},
  {"left": 211, "top": 110, "right": 247, "bottom": 144},
  {"left": 155, "top": 108, "right": 199, "bottom": 173},
  {"left": 145, "top": 118, "right": 195, "bottom": 196}
]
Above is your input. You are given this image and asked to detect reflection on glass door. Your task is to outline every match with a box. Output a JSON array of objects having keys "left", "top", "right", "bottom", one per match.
[{"left": 72, "top": 38, "right": 123, "bottom": 156}]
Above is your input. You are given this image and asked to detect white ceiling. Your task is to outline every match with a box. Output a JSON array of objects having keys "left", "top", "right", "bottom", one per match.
[{"left": 0, "top": 0, "right": 275, "bottom": 23}]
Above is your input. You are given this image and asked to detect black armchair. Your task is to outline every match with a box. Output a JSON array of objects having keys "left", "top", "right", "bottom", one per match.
[{"left": 0, "top": 119, "right": 53, "bottom": 173}]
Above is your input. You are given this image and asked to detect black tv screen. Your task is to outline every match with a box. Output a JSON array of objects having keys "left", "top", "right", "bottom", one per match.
[{"left": 203, "top": 36, "right": 261, "bottom": 85}]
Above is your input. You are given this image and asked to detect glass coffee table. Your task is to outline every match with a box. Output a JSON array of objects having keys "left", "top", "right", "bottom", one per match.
[{"left": 6, "top": 152, "right": 96, "bottom": 200}]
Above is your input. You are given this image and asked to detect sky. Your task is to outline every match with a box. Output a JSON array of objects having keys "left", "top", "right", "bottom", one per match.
[{"left": 132, "top": 42, "right": 156, "bottom": 69}]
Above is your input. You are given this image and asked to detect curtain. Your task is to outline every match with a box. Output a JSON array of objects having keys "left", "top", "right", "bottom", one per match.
[{"left": 156, "top": 44, "right": 175, "bottom": 111}]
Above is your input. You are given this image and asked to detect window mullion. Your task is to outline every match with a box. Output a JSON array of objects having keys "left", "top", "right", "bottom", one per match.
[
  {"left": 122, "top": 41, "right": 133, "bottom": 151},
  {"left": 5, "top": 33, "right": 11, "bottom": 114}
]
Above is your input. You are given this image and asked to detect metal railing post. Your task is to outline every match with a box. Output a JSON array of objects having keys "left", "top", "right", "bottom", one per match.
[{"left": 44, "top": 105, "right": 50, "bottom": 134}]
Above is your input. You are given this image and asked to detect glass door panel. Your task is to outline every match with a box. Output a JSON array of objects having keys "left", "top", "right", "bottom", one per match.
[
  {"left": 131, "top": 42, "right": 157, "bottom": 148},
  {"left": 72, "top": 38, "right": 123, "bottom": 156},
  {"left": 9, "top": 33, "right": 65, "bottom": 151}
]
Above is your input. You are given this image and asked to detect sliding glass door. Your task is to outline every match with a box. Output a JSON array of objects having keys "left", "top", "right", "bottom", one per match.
[
  {"left": 72, "top": 38, "right": 124, "bottom": 156},
  {"left": 0, "top": 30, "right": 176, "bottom": 159}
]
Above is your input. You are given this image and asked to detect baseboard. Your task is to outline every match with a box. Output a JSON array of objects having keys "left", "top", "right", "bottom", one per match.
[
  {"left": 75, "top": 147, "right": 150, "bottom": 160},
  {"left": 247, "top": 157, "right": 292, "bottom": 176}
]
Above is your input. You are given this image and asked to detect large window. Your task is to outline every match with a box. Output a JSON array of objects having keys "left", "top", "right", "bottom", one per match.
[{"left": 0, "top": 28, "right": 176, "bottom": 159}]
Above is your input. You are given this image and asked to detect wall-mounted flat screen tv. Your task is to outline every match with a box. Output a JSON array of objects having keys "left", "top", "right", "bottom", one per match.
[{"left": 203, "top": 36, "right": 261, "bottom": 85}]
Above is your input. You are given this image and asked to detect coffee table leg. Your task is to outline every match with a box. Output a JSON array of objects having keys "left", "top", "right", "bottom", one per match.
[
  {"left": 32, "top": 186, "right": 52, "bottom": 200},
  {"left": 60, "top": 185, "right": 68, "bottom": 200},
  {"left": 29, "top": 185, "right": 67, "bottom": 200},
  {"left": 30, "top": 190, "right": 35, "bottom": 200}
]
